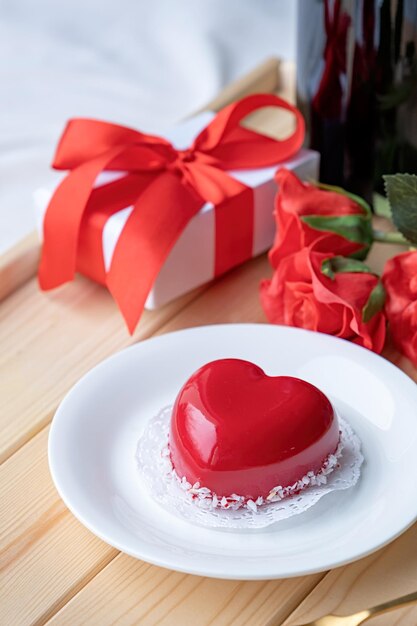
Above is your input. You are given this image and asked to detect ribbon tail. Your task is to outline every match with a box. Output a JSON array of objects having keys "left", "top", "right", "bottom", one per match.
[
  {"left": 38, "top": 145, "right": 138, "bottom": 291},
  {"left": 106, "top": 171, "right": 203, "bottom": 333}
]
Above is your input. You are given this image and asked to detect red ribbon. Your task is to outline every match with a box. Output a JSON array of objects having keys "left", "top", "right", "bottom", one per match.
[{"left": 39, "top": 94, "right": 304, "bottom": 332}]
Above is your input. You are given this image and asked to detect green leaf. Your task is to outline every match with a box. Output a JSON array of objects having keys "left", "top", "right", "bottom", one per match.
[
  {"left": 372, "top": 192, "right": 392, "bottom": 219},
  {"left": 322, "top": 256, "right": 373, "bottom": 280},
  {"left": 301, "top": 214, "right": 374, "bottom": 259},
  {"left": 362, "top": 281, "right": 386, "bottom": 323},
  {"left": 384, "top": 173, "right": 417, "bottom": 244},
  {"left": 316, "top": 182, "right": 372, "bottom": 217}
]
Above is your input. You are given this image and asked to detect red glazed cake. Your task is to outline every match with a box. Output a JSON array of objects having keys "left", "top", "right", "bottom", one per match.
[{"left": 169, "top": 358, "right": 340, "bottom": 510}]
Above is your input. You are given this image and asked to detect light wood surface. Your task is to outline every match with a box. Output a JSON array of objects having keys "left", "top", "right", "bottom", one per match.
[
  {"left": 0, "top": 231, "right": 40, "bottom": 302},
  {"left": 283, "top": 522, "right": 417, "bottom": 625},
  {"left": 0, "top": 277, "right": 201, "bottom": 464},
  {"left": 46, "top": 556, "right": 322, "bottom": 626},
  {"left": 1, "top": 60, "right": 416, "bottom": 626},
  {"left": 0, "top": 428, "right": 118, "bottom": 626}
]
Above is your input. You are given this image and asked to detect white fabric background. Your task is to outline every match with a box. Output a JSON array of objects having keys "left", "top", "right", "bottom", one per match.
[{"left": 0, "top": 0, "right": 296, "bottom": 253}]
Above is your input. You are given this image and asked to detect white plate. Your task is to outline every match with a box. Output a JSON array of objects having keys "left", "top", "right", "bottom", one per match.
[{"left": 49, "top": 324, "right": 417, "bottom": 579}]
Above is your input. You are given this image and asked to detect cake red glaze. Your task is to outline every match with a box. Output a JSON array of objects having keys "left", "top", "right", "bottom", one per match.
[{"left": 169, "top": 359, "right": 339, "bottom": 500}]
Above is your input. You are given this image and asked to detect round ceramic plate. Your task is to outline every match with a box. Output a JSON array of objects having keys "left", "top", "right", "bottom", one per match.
[{"left": 49, "top": 324, "right": 417, "bottom": 579}]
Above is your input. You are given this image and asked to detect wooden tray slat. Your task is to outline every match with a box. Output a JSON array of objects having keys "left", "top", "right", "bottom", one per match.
[
  {"left": 0, "top": 278, "right": 202, "bottom": 464},
  {"left": 0, "top": 428, "right": 118, "bottom": 626},
  {"left": 0, "top": 231, "right": 40, "bottom": 302},
  {"left": 46, "top": 554, "right": 322, "bottom": 626},
  {"left": 199, "top": 56, "right": 281, "bottom": 112},
  {"left": 283, "top": 524, "right": 417, "bottom": 625}
]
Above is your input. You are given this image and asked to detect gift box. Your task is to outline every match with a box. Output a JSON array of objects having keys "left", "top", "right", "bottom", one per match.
[{"left": 36, "top": 94, "right": 319, "bottom": 332}]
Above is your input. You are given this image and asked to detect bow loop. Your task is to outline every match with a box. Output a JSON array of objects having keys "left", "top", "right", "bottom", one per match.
[
  {"left": 52, "top": 118, "right": 171, "bottom": 170},
  {"left": 192, "top": 93, "right": 305, "bottom": 169}
]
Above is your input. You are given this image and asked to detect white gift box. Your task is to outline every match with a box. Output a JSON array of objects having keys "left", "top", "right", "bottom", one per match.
[{"left": 35, "top": 111, "right": 319, "bottom": 309}]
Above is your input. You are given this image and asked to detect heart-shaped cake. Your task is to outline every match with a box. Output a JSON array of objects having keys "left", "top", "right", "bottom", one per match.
[{"left": 169, "top": 359, "right": 340, "bottom": 508}]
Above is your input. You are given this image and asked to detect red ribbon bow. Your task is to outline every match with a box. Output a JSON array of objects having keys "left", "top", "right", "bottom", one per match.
[{"left": 39, "top": 94, "right": 304, "bottom": 332}]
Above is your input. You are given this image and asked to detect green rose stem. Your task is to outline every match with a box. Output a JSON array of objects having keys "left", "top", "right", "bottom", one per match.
[{"left": 372, "top": 229, "right": 410, "bottom": 245}]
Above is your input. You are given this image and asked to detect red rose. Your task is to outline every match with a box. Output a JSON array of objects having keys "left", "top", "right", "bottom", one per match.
[
  {"left": 261, "top": 239, "right": 386, "bottom": 352},
  {"left": 270, "top": 169, "right": 373, "bottom": 268},
  {"left": 382, "top": 251, "right": 417, "bottom": 366}
]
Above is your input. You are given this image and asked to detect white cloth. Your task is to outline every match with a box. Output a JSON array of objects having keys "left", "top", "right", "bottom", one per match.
[{"left": 0, "top": 0, "right": 296, "bottom": 253}]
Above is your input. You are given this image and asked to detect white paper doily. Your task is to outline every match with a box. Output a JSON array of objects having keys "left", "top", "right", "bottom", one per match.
[{"left": 136, "top": 406, "right": 363, "bottom": 529}]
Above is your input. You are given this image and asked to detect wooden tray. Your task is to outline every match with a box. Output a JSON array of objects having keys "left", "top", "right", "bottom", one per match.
[{"left": 1, "top": 58, "right": 416, "bottom": 626}]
